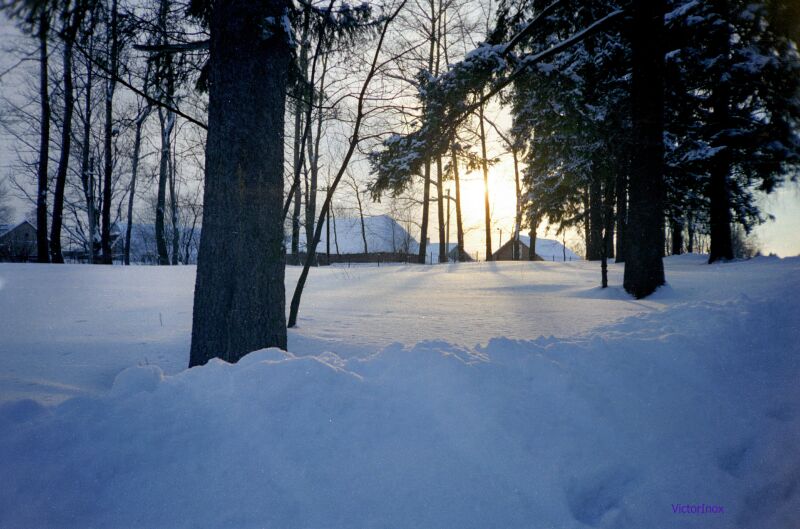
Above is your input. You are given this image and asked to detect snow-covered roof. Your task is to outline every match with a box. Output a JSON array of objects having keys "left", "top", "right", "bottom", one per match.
[
  {"left": 112, "top": 223, "right": 201, "bottom": 261},
  {"left": 0, "top": 220, "right": 36, "bottom": 239},
  {"left": 517, "top": 235, "right": 582, "bottom": 261},
  {"left": 293, "top": 215, "right": 419, "bottom": 254}
]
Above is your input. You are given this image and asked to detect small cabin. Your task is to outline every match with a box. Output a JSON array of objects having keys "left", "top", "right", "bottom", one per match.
[
  {"left": 493, "top": 235, "right": 581, "bottom": 262},
  {"left": 0, "top": 220, "right": 38, "bottom": 261}
]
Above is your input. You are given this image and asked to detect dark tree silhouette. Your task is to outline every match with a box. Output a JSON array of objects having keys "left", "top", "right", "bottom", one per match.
[
  {"left": 189, "top": 0, "right": 290, "bottom": 366},
  {"left": 623, "top": 0, "right": 666, "bottom": 297}
]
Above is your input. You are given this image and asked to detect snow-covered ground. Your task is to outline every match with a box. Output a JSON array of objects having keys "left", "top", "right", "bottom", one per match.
[{"left": 0, "top": 255, "right": 798, "bottom": 528}]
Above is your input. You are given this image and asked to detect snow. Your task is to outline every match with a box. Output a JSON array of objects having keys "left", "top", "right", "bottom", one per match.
[
  {"left": 291, "top": 214, "right": 419, "bottom": 254},
  {"left": 519, "top": 234, "right": 581, "bottom": 261},
  {"left": 0, "top": 255, "right": 799, "bottom": 528}
]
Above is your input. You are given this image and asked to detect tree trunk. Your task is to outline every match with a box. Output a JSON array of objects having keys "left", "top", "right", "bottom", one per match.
[
  {"left": 614, "top": 168, "right": 627, "bottom": 263},
  {"left": 155, "top": 109, "right": 173, "bottom": 265},
  {"left": 604, "top": 180, "right": 615, "bottom": 260},
  {"left": 36, "top": 12, "right": 51, "bottom": 264},
  {"left": 331, "top": 204, "right": 339, "bottom": 255},
  {"left": 169, "top": 124, "right": 180, "bottom": 265},
  {"left": 478, "top": 101, "right": 492, "bottom": 261},
  {"left": 305, "top": 52, "right": 328, "bottom": 267},
  {"left": 79, "top": 18, "right": 96, "bottom": 264},
  {"left": 582, "top": 188, "right": 590, "bottom": 258},
  {"left": 623, "top": 0, "right": 666, "bottom": 298},
  {"left": 287, "top": 6, "right": 400, "bottom": 327},
  {"left": 436, "top": 157, "right": 446, "bottom": 263},
  {"left": 686, "top": 211, "right": 695, "bottom": 253},
  {"left": 125, "top": 105, "right": 150, "bottom": 265},
  {"left": 418, "top": 162, "right": 431, "bottom": 263},
  {"left": 101, "top": 0, "right": 118, "bottom": 264},
  {"left": 355, "top": 185, "right": 368, "bottom": 254},
  {"left": 671, "top": 216, "right": 684, "bottom": 255},
  {"left": 587, "top": 176, "right": 603, "bottom": 260},
  {"left": 512, "top": 149, "right": 521, "bottom": 260},
  {"left": 451, "top": 144, "right": 464, "bottom": 260},
  {"left": 326, "top": 205, "right": 330, "bottom": 260},
  {"left": 708, "top": 0, "right": 734, "bottom": 263},
  {"left": 190, "top": 0, "right": 290, "bottom": 366},
  {"left": 291, "top": 101, "right": 302, "bottom": 255},
  {"left": 529, "top": 222, "right": 538, "bottom": 261},
  {"left": 601, "top": 178, "right": 615, "bottom": 287},
  {"left": 51, "top": 19, "right": 80, "bottom": 264}
]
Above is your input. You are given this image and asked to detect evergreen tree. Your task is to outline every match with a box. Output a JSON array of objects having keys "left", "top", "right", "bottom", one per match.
[{"left": 665, "top": 0, "right": 800, "bottom": 262}]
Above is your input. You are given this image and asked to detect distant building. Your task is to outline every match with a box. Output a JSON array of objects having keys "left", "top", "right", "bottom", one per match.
[
  {"left": 62, "top": 223, "right": 201, "bottom": 264},
  {"left": 493, "top": 235, "right": 581, "bottom": 262},
  {"left": 0, "top": 220, "right": 37, "bottom": 261},
  {"left": 423, "top": 242, "right": 474, "bottom": 263},
  {"left": 289, "top": 215, "right": 420, "bottom": 264}
]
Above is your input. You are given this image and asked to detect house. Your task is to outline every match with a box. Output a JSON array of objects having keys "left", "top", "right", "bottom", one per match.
[
  {"left": 61, "top": 223, "right": 201, "bottom": 264},
  {"left": 422, "top": 242, "right": 474, "bottom": 263},
  {"left": 111, "top": 223, "right": 201, "bottom": 264},
  {"left": 0, "top": 220, "right": 37, "bottom": 261},
  {"left": 493, "top": 235, "right": 581, "bottom": 262},
  {"left": 288, "top": 215, "right": 420, "bottom": 264}
]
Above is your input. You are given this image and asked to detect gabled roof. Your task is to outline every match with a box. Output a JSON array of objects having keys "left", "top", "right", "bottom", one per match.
[
  {"left": 0, "top": 220, "right": 36, "bottom": 239},
  {"left": 497, "top": 235, "right": 582, "bottom": 261},
  {"left": 293, "top": 214, "right": 419, "bottom": 254}
]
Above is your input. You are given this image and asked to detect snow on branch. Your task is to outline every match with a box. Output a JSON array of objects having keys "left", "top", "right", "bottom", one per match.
[{"left": 368, "top": 6, "right": 627, "bottom": 199}]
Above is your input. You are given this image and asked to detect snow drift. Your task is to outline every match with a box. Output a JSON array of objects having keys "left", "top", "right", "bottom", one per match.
[{"left": 1, "top": 291, "right": 798, "bottom": 528}]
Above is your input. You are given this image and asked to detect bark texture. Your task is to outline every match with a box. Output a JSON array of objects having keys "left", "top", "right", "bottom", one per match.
[
  {"left": 190, "top": 0, "right": 289, "bottom": 366},
  {"left": 623, "top": 0, "right": 666, "bottom": 298}
]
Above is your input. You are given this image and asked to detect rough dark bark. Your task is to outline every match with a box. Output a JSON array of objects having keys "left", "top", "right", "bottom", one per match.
[
  {"left": 686, "top": 211, "right": 695, "bottom": 253},
  {"left": 623, "top": 0, "right": 666, "bottom": 298},
  {"left": 189, "top": 0, "right": 290, "bottom": 366},
  {"left": 100, "top": 0, "right": 118, "bottom": 264}
]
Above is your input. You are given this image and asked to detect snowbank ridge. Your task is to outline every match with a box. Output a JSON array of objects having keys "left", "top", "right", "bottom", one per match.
[{"left": 0, "top": 295, "right": 798, "bottom": 528}]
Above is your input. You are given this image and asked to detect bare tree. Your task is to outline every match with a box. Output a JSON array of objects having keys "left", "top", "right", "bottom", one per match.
[
  {"left": 35, "top": 9, "right": 52, "bottom": 263},
  {"left": 289, "top": 0, "right": 406, "bottom": 327}
]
